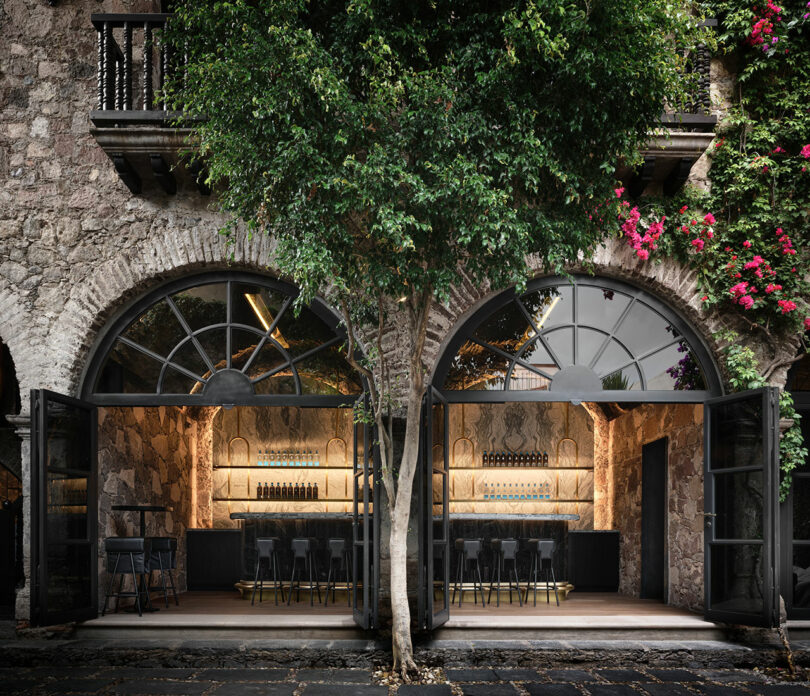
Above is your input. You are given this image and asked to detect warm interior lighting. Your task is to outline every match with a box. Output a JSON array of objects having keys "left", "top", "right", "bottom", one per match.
[
  {"left": 536, "top": 296, "right": 561, "bottom": 329},
  {"left": 245, "top": 293, "right": 289, "bottom": 348}
]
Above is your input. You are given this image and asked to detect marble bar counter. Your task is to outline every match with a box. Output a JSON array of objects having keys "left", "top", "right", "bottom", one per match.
[{"left": 230, "top": 512, "right": 354, "bottom": 579}]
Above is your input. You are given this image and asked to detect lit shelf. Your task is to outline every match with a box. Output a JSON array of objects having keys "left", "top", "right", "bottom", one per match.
[
  {"left": 450, "top": 467, "right": 594, "bottom": 471},
  {"left": 214, "top": 465, "right": 351, "bottom": 470},
  {"left": 214, "top": 497, "right": 354, "bottom": 503},
  {"left": 451, "top": 499, "right": 594, "bottom": 504}
]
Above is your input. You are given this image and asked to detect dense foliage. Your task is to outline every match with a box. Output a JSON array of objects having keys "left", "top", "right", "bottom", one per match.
[{"left": 612, "top": 0, "right": 810, "bottom": 495}]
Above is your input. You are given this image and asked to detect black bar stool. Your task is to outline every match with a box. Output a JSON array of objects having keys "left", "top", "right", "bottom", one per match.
[
  {"left": 488, "top": 538, "right": 523, "bottom": 607},
  {"left": 451, "top": 538, "right": 486, "bottom": 607},
  {"left": 324, "top": 538, "right": 352, "bottom": 607},
  {"left": 102, "top": 537, "right": 152, "bottom": 616},
  {"left": 526, "top": 538, "right": 559, "bottom": 606},
  {"left": 251, "top": 537, "right": 284, "bottom": 605},
  {"left": 287, "top": 537, "right": 321, "bottom": 606},
  {"left": 147, "top": 537, "right": 179, "bottom": 608}
]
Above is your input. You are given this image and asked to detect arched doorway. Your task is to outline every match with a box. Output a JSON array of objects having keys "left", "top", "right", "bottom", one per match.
[
  {"left": 0, "top": 339, "right": 22, "bottom": 619},
  {"left": 31, "top": 272, "right": 378, "bottom": 629},
  {"left": 420, "top": 275, "right": 781, "bottom": 633}
]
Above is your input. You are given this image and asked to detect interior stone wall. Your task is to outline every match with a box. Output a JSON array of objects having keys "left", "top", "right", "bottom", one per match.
[
  {"left": 447, "top": 402, "right": 596, "bottom": 529},
  {"left": 210, "top": 406, "right": 355, "bottom": 527},
  {"left": 609, "top": 403, "right": 704, "bottom": 610},
  {"left": 97, "top": 407, "right": 196, "bottom": 606}
]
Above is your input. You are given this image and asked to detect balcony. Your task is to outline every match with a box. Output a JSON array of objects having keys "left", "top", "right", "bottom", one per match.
[{"left": 89, "top": 14, "right": 717, "bottom": 198}]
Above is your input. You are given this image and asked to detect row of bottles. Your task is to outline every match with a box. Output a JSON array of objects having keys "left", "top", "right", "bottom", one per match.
[
  {"left": 255, "top": 450, "right": 321, "bottom": 467},
  {"left": 256, "top": 481, "right": 319, "bottom": 500},
  {"left": 49, "top": 482, "right": 87, "bottom": 506},
  {"left": 482, "top": 482, "right": 553, "bottom": 500},
  {"left": 482, "top": 450, "right": 550, "bottom": 467}
]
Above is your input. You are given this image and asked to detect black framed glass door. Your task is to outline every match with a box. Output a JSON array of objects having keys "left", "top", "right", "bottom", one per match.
[
  {"left": 352, "top": 397, "right": 379, "bottom": 629},
  {"left": 30, "top": 390, "right": 98, "bottom": 626},
  {"left": 418, "top": 387, "right": 450, "bottom": 630},
  {"left": 704, "top": 387, "right": 779, "bottom": 627}
]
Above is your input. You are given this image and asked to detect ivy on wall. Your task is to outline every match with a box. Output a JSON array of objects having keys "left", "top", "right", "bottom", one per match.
[{"left": 612, "top": 0, "right": 810, "bottom": 497}]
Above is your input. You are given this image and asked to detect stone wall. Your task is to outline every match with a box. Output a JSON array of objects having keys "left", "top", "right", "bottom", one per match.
[
  {"left": 608, "top": 403, "right": 704, "bottom": 611},
  {"left": 97, "top": 406, "right": 197, "bottom": 605}
]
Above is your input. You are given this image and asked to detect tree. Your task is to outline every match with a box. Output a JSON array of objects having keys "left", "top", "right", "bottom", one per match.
[{"left": 164, "top": 0, "right": 705, "bottom": 675}]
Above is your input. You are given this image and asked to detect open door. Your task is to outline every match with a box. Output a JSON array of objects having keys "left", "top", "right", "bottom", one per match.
[
  {"left": 418, "top": 387, "right": 450, "bottom": 630},
  {"left": 352, "top": 397, "right": 379, "bottom": 629},
  {"left": 704, "top": 387, "right": 780, "bottom": 627},
  {"left": 30, "top": 390, "right": 98, "bottom": 626}
]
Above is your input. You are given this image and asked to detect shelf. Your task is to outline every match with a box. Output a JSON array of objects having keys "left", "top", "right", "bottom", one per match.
[
  {"left": 214, "top": 465, "right": 351, "bottom": 471},
  {"left": 214, "top": 498, "right": 354, "bottom": 503},
  {"left": 451, "top": 499, "right": 594, "bottom": 504},
  {"left": 450, "top": 467, "right": 594, "bottom": 471}
]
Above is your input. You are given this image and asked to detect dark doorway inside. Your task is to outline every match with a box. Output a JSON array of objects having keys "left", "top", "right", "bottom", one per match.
[
  {"left": 0, "top": 339, "right": 21, "bottom": 619},
  {"left": 641, "top": 438, "right": 667, "bottom": 600}
]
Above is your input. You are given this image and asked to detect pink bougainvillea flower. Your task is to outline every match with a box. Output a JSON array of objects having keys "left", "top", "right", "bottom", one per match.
[
  {"left": 691, "top": 238, "right": 705, "bottom": 251},
  {"left": 730, "top": 281, "right": 749, "bottom": 297},
  {"left": 679, "top": 205, "right": 689, "bottom": 214},
  {"left": 801, "top": 144, "right": 810, "bottom": 159},
  {"left": 703, "top": 213, "right": 716, "bottom": 225},
  {"left": 614, "top": 186, "right": 625, "bottom": 198},
  {"left": 778, "top": 299, "right": 797, "bottom": 313},
  {"left": 743, "top": 240, "right": 752, "bottom": 248},
  {"left": 765, "top": 283, "right": 783, "bottom": 293},
  {"left": 804, "top": 317, "right": 810, "bottom": 330},
  {"left": 739, "top": 295, "right": 755, "bottom": 310}
]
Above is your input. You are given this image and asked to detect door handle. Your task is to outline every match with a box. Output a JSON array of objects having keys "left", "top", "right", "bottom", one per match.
[{"left": 702, "top": 512, "right": 717, "bottom": 517}]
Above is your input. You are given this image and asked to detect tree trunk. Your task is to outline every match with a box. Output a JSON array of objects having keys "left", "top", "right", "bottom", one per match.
[{"left": 389, "top": 361, "right": 424, "bottom": 677}]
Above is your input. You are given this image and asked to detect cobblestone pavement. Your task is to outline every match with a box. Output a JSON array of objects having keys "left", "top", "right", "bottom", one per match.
[{"left": 1, "top": 666, "right": 809, "bottom": 696}]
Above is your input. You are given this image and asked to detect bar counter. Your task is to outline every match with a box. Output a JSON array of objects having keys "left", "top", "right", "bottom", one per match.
[{"left": 230, "top": 512, "right": 353, "bottom": 520}]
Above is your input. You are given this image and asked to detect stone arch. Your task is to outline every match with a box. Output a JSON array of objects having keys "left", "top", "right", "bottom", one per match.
[
  {"left": 45, "top": 225, "right": 280, "bottom": 398},
  {"left": 423, "top": 237, "right": 792, "bottom": 389}
]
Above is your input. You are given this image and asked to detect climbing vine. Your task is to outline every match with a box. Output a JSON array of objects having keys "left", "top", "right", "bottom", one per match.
[{"left": 612, "top": 0, "right": 810, "bottom": 497}]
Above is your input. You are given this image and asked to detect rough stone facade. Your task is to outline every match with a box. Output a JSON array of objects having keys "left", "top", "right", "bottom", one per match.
[
  {"left": 0, "top": 0, "right": 795, "bottom": 622},
  {"left": 608, "top": 404, "right": 705, "bottom": 611}
]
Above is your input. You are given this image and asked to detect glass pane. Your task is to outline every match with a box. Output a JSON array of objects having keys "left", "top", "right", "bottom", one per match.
[
  {"left": 253, "top": 371, "right": 297, "bottom": 394},
  {"left": 577, "top": 285, "right": 632, "bottom": 333},
  {"left": 709, "top": 544, "right": 764, "bottom": 614},
  {"left": 639, "top": 341, "right": 706, "bottom": 391},
  {"left": 601, "top": 364, "right": 642, "bottom": 390},
  {"left": 508, "top": 364, "right": 552, "bottom": 391},
  {"left": 793, "top": 476, "right": 810, "bottom": 540},
  {"left": 714, "top": 470, "right": 764, "bottom": 540},
  {"left": 432, "top": 404, "right": 445, "bottom": 470},
  {"left": 472, "top": 301, "right": 534, "bottom": 356},
  {"left": 161, "top": 366, "right": 204, "bottom": 394},
  {"left": 577, "top": 327, "right": 608, "bottom": 368},
  {"left": 614, "top": 301, "right": 672, "bottom": 357},
  {"left": 521, "top": 338, "right": 557, "bottom": 372},
  {"left": 169, "top": 338, "right": 210, "bottom": 379},
  {"left": 171, "top": 283, "right": 228, "bottom": 331},
  {"left": 790, "top": 354, "right": 810, "bottom": 390},
  {"left": 230, "top": 328, "right": 263, "bottom": 372},
  {"left": 195, "top": 327, "right": 227, "bottom": 371},
  {"left": 96, "top": 340, "right": 163, "bottom": 393},
  {"left": 710, "top": 396, "right": 763, "bottom": 470},
  {"left": 592, "top": 338, "right": 634, "bottom": 376},
  {"left": 297, "top": 345, "right": 362, "bottom": 395},
  {"left": 545, "top": 327, "right": 574, "bottom": 367},
  {"left": 122, "top": 299, "right": 187, "bottom": 358},
  {"left": 231, "top": 283, "right": 288, "bottom": 333},
  {"left": 47, "top": 473, "right": 88, "bottom": 539},
  {"left": 522, "top": 285, "right": 572, "bottom": 330},
  {"left": 792, "top": 546, "right": 810, "bottom": 608},
  {"left": 273, "top": 305, "right": 335, "bottom": 358},
  {"left": 46, "top": 402, "right": 92, "bottom": 474},
  {"left": 442, "top": 340, "right": 509, "bottom": 391},
  {"left": 46, "top": 544, "right": 92, "bottom": 613},
  {"left": 246, "top": 342, "right": 288, "bottom": 380}
]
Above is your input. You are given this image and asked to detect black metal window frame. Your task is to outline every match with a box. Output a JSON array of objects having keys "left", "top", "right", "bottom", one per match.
[
  {"left": 432, "top": 274, "right": 723, "bottom": 403},
  {"left": 80, "top": 271, "right": 362, "bottom": 407}
]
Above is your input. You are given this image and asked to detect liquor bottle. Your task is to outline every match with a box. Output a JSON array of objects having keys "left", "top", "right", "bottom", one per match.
[
  {"left": 261, "top": 481, "right": 267, "bottom": 498},
  {"left": 306, "top": 482, "right": 313, "bottom": 499},
  {"left": 313, "top": 482, "right": 319, "bottom": 500},
  {"left": 257, "top": 481, "right": 262, "bottom": 500},
  {"left": 280, "top": 482, "right": 286, "bottom": 499},
  {"left": 267, "top": 482, "right": 274, "bottom": 499},
  {"left": 314, "top": 449, "right": 320, "bottom": 467},
  {"left": 482, "top": 450, "right": 488, "bottom": 468},
  {"left": 543, "top": 451, "right": 549, "bottom": 466},
  {"left": 296, "top": 483, "right": 303, "bottom": 499},
  {"left": 518, "top": 452, "right": 525, "bottom": 467}
]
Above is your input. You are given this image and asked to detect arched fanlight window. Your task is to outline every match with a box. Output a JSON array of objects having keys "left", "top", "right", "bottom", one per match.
[
  {"left": 435, "top": 276, "right": 722, "bottom": 399},
  {"left": 84, "top": 273, "right": 361, "bottom": 405}
]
